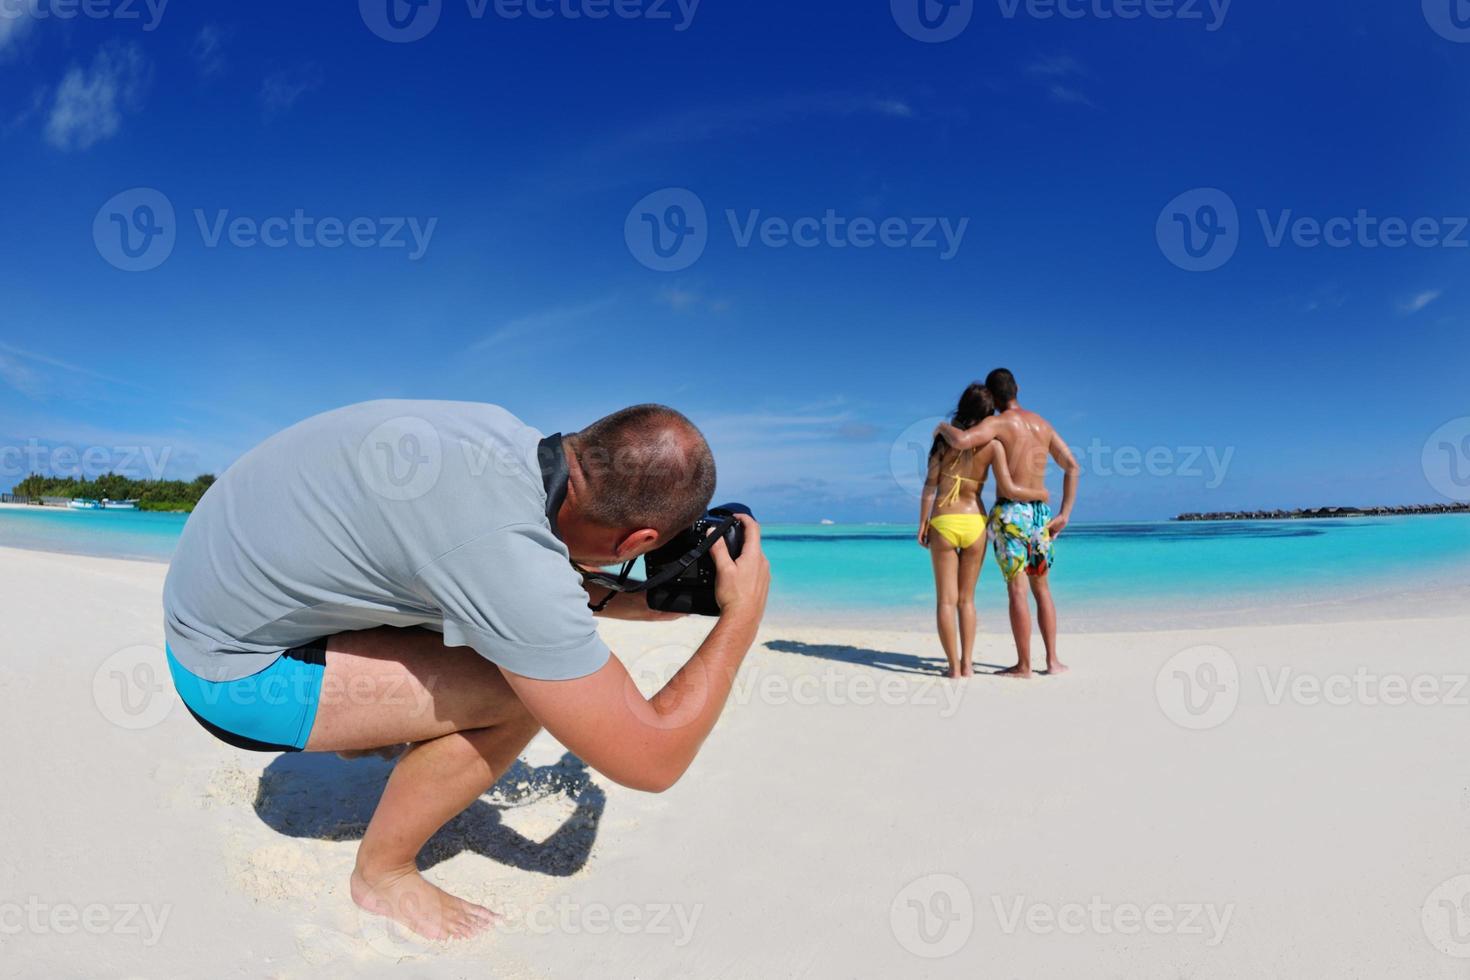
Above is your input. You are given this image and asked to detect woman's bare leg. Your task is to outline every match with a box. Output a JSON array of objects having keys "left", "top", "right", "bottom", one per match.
[
  {"left": 957, "top": 542, "right": 984, "bottom": 677},
  {"left": 928, "top": 540, "right": 961, "bottom": 678}
]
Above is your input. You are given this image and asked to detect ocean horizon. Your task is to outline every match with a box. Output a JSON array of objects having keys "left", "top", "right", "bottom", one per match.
[{"left": 4, "top": 505, "right": 1466, "bottom": 633}]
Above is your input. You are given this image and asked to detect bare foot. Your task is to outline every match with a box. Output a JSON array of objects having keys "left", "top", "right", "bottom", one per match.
[
  {"left": 995, "top": 665, "right": 1034, "bottom": 679},
  {"left": 351, "top": 865, "right": 496, "bottom": 941},
  {"left": 947, "top": 666, "right": 963, "bottom": 680},
  {"left": 1047, "top": 662, "right": 1071, "bottom": 676},
  {"left": 961, "top": 664, "right": 974, "bottom": 678}
]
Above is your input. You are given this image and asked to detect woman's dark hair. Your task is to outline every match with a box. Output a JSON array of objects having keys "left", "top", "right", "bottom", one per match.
[{"left": 929, "top": 383, "right": 996, "bottom": 460}]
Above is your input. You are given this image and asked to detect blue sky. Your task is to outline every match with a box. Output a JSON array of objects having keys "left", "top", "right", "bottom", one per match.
[{"left": 1, "top": 0, "right": 1467, "bottom": 521}]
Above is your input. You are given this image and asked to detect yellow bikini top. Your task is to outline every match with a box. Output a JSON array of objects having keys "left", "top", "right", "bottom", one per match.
[{"left": 937, "top": 450, "right": 982, "bottom": 507}]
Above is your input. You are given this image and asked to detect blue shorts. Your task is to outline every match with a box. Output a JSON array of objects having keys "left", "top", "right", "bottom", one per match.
[{"left": 165, "top": 642, "right": 328, "bottom": 753}]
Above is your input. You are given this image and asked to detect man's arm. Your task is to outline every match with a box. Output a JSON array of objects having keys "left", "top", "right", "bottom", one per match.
[
  {"left": 502, "top": 517, "right": 770, "bottom": 794},
  {"left": 1047, "top": 429, "right": 1081, "bottom": 536},
  {"left": 934, "top": 416, "right": 1001, "bottom": 451},
  {"left": 583, "top": 585, "right": 685, "bottom": 622}
]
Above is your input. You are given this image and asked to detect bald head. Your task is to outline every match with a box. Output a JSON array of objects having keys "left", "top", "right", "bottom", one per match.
[{"left": 568, "top": 404, "right": 716, "bottom": 535}]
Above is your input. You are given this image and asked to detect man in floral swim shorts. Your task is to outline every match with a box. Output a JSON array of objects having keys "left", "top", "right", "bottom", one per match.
[{"left": 933, "top": 368, "right": 1081, "bottom": 678}]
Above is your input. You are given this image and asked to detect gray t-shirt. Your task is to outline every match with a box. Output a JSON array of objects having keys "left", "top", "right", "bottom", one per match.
[{"left": 163, "top": 400, "right": 609, "bottom": 683}]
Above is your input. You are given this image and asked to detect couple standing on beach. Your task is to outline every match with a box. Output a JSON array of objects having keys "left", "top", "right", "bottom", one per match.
[{"left": 919, "top": 368, "right": 1081, "bottom": 680}]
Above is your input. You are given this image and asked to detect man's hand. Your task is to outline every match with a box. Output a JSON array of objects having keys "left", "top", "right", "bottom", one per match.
[
  {"left": 711, "top": 515, "right": 770, "bottom": 621},
  {"left": 1046, "top": 513, "right": 1070, "bottom": 538}
]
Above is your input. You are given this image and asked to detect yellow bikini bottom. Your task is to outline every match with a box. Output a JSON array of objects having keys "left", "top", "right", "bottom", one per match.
[{"left": 928, "top": 513, "right": 987, "bottom": 550}]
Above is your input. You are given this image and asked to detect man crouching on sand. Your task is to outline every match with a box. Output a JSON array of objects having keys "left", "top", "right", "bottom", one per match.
[{"left": 161, "top": 401, "right": 769, "bottom": 940}]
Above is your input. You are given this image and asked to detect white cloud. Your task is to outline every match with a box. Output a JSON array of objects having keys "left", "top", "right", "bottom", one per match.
[
  {"left": 0, "top": 7, "right": 35, "bottom": 58},
  {"left": 0, "top": 351, "right": 44, "bottom": 398},
  {"left": 190, "top": 25, "right": 227, "bottom": 78},
  {"left": 467, "top": 296, "right": 619, "bottom": 353},
  {"left": 260, "top": 64, "right": 323, "bottom": 120},
  {"left": 1026, "top": 54, "right": 1095, "bottom": 107},
  {"left": 1400, "top": 289, "right": 1443, "bottom": 315},
  {"left": 44, "top": 42, "right": 151, "bottom": 151}
]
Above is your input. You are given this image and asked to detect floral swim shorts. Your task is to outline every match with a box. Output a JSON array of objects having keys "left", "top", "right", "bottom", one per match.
[{"left": 989, "top": 498, "right": 1055, "bottom": 582}]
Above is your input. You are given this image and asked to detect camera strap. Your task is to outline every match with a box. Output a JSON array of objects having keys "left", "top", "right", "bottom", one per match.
[
  {"left": 539, "top": 433, "right": 736, "bottom": 611},
  {"left": 580, "top": 512, "right": 740, "bottom": 599}
]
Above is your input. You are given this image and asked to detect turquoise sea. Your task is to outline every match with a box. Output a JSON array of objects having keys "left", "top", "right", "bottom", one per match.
[{"left": 2, "top": 507, "right": 1467, "bottom": 631}]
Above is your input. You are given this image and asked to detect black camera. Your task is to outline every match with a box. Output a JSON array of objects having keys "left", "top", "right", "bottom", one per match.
[
  {"left": 643, "top": 504, "right": 751, "bottom": 616},
  {"left": 582, "top": 503, "right": 752, "bottom": 618}
]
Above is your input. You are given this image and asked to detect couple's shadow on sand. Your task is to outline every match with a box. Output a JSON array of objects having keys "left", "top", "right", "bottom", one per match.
[
  {"left": 253, "top": 751, "right": 603, "bottom": 877},
  {"left": 764, "top": 639, "right": 1008, "bottom": 676}
]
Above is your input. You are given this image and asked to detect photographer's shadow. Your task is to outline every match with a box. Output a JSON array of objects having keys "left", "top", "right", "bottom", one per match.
[
  {"left": 765, "top": 639, "right": 1004, "bottom": 676},
  {"left": 253, "top": 750, "right": 604, "bottom": 876}
]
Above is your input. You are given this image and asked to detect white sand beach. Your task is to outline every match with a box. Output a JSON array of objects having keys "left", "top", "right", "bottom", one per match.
[{"left": 4, "top": 544, "right": 1468, "bottom": 978}]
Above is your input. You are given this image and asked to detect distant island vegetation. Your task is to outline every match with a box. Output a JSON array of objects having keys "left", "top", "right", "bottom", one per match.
[
  {"left": 1175, "top": 503, "right": 1469, "bottom": 521},
  {"left": 9, "top": 473, "right": 216, "bottom": 513}
]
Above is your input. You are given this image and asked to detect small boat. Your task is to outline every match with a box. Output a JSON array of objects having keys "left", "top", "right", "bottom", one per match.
[
  {"left": 820, "top": 519, "right": 836, "bottom": 526},
  {"left": 68, "top": 498, "right": 102, "bottom": 510},
  {"left": 101, "top": 499, "right": 139, "bottom": 511}
]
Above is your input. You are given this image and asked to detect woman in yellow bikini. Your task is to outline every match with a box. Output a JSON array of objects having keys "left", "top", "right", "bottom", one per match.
[{"left": 919, "top": 383, "right": 1049, "bottom": 679}]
